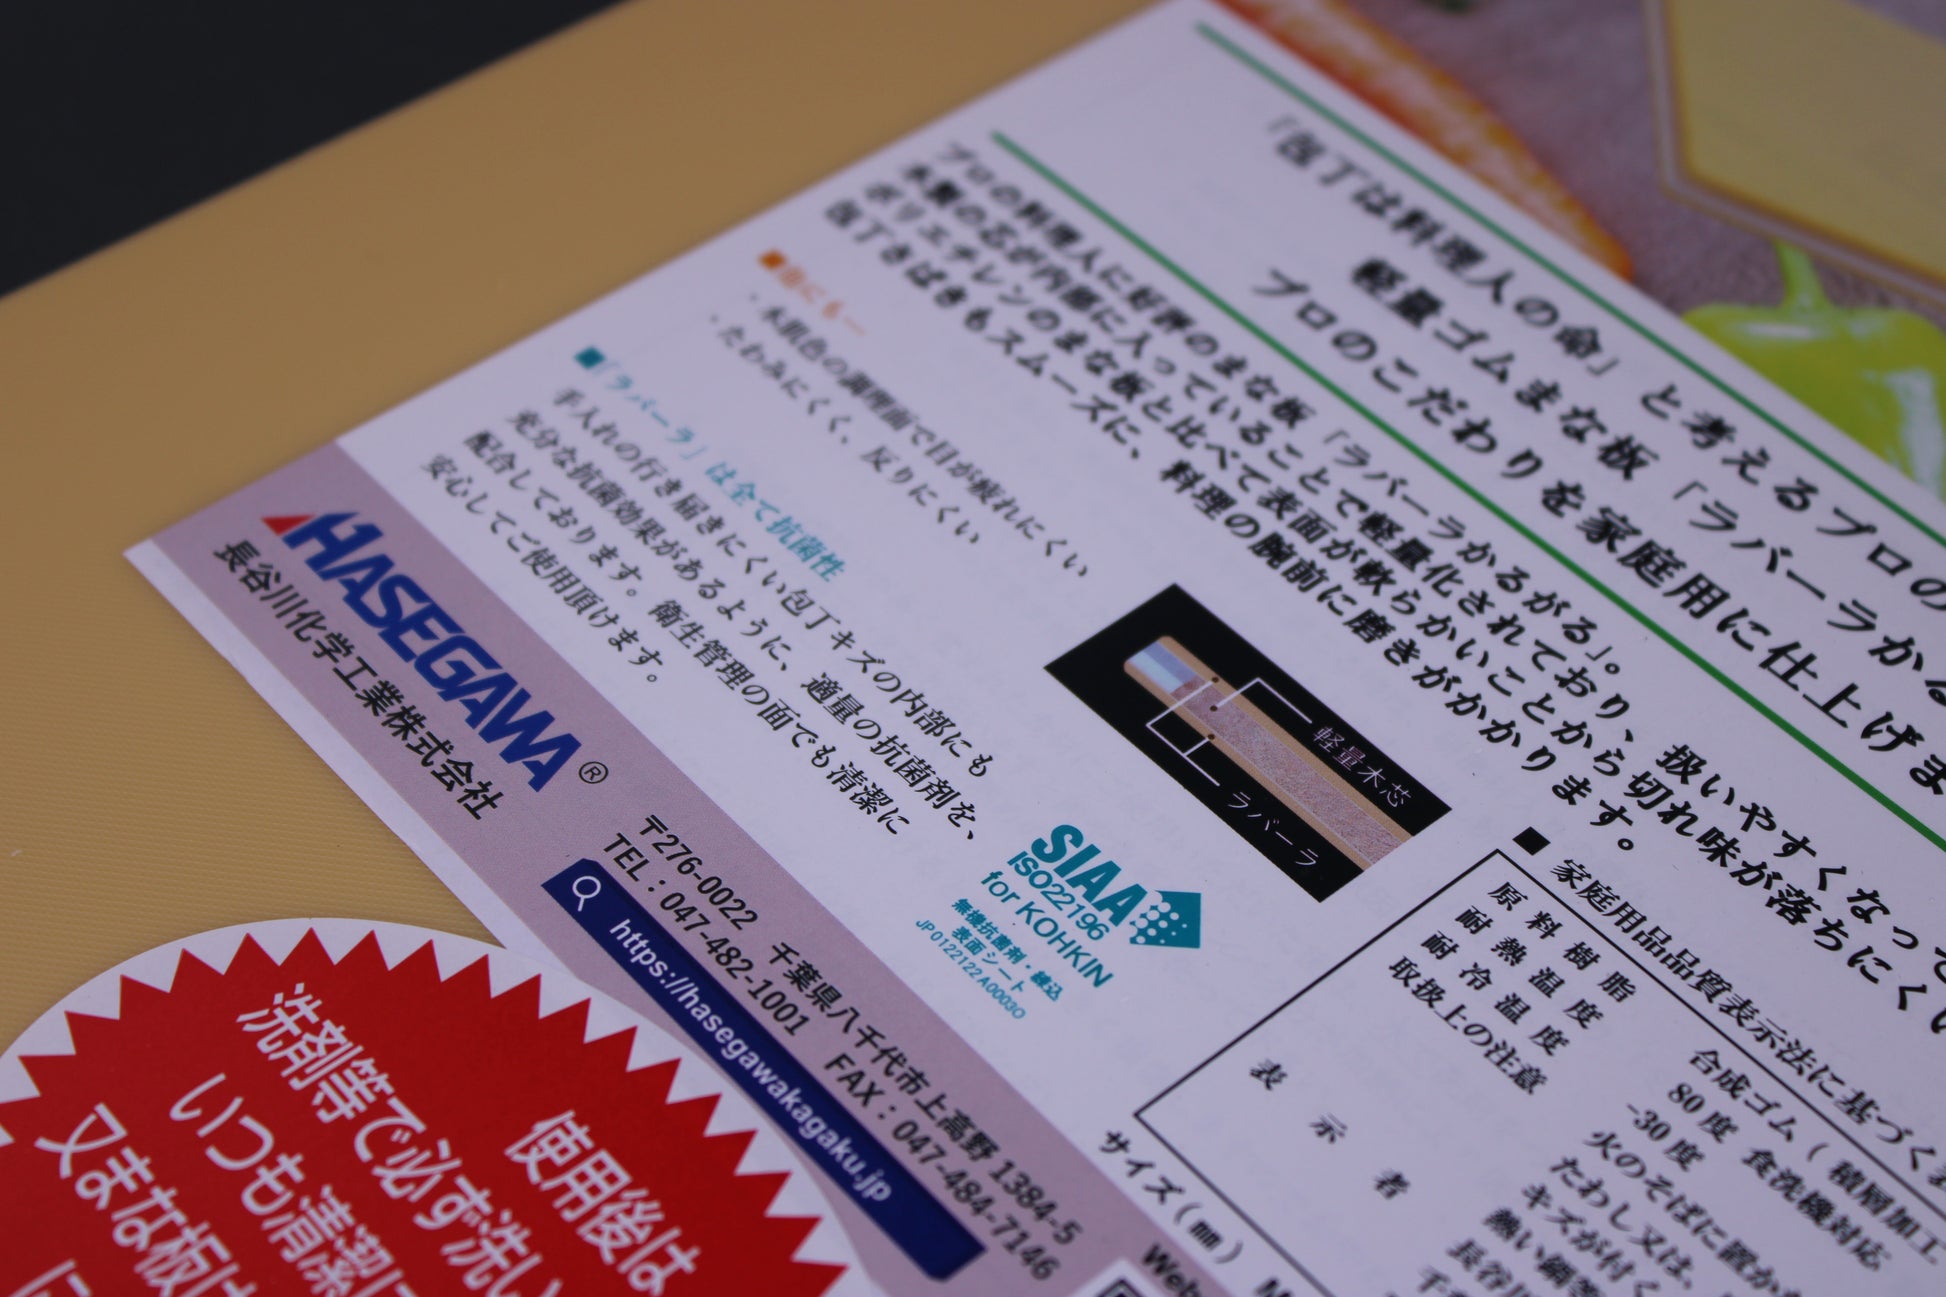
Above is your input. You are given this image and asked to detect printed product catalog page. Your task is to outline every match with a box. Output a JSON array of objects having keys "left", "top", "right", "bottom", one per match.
[{"left": 78, "top": 2, "right": 1946, "bottom": 1294}]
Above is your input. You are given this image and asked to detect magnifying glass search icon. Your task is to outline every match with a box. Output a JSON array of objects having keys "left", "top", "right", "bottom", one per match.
[{"left": 571, "top": 873, "right": 602, "bottom": 912}]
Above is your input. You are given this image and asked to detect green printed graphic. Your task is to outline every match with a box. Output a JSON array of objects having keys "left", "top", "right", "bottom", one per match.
[{"left": 1688, "top": 244, "right": 1946, "bottom": 499}]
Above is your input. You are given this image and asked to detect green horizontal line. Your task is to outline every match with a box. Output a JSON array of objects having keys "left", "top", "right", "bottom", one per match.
[
  {"left": 989, "top": 128, "right": 1941, "bottom": 854},
  {"left": 1194, "top": 19, "right": 1946, "bottom": 555}
]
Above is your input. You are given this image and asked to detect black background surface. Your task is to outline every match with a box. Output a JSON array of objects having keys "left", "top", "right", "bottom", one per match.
[
  {"left": 0, "top": 1, "right": 618, "bottom": 299},
  {"left": 1048, "top": 585, "right": 1450, "bottom": 902}
]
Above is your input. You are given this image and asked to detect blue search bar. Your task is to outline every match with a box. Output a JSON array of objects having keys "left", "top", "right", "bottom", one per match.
[{"left": 544, "top": 860, "right": 981, "bottom": 1280}]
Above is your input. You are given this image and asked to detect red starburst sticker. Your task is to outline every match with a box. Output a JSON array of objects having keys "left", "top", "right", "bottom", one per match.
[{"left": 0, "top": 921, "right": 852, "bottom": 1297}]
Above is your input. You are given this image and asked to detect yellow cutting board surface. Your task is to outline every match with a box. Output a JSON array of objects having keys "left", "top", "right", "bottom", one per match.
[{"left": 0, "top": 0, "right": 1147, "bottom": 1046}]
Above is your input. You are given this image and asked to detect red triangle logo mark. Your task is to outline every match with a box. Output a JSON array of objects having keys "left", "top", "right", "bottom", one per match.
[{"left": 262, "top": 514, "right": 312, "bottom": 535}]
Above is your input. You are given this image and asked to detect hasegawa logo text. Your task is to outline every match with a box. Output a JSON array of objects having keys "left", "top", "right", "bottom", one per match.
[{"left": 273, "top": 512, "right": 582, "bottom": 790}]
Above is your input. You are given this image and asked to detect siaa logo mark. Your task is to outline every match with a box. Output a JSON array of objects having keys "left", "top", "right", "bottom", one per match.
[{"left": 1129, "top": 892, "right": 1201, "bottom": 949}]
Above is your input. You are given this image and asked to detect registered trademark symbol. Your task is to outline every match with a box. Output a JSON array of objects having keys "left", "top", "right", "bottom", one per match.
[{"left": 578, "top": 761, "right": 609, "bottom": 784}]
